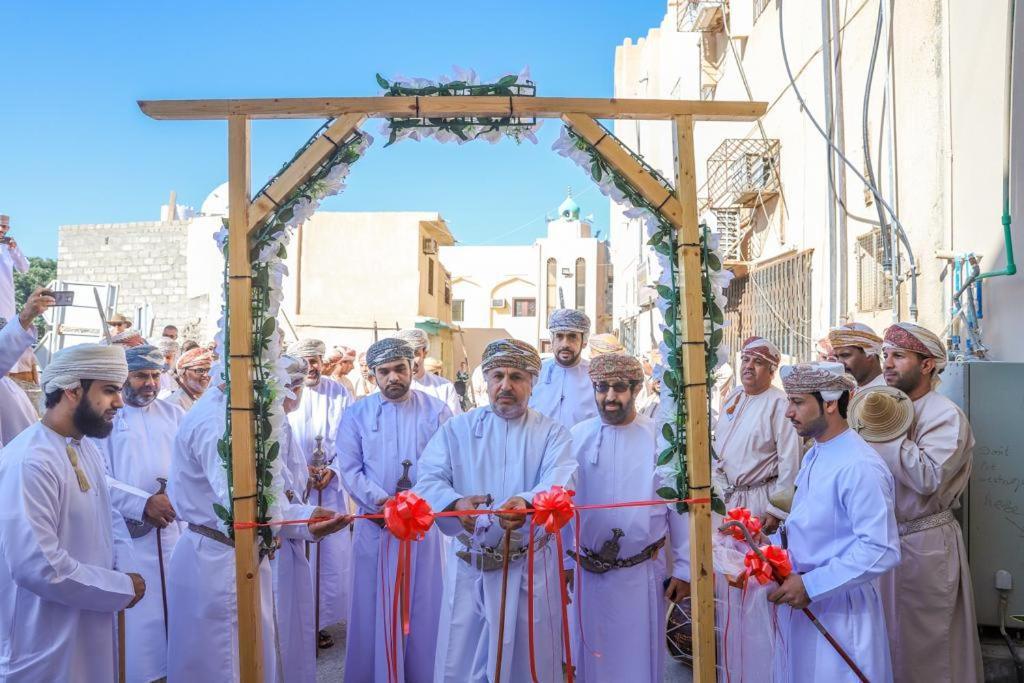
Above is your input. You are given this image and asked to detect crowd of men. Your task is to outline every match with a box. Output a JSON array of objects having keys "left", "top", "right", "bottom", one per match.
[{"left": 0, "top": 280, "right": 983, "bottom": 682}]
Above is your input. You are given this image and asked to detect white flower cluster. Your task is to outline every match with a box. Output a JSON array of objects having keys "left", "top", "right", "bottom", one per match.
[
  {"left": 553, "top": 125, "right": 734, "bottom": 491},
  {"left": 211, "top": 129, "right": 374, "bottom": 534},
  {"left": 380, "top": 66, "right": 541, "bottom": 145}
]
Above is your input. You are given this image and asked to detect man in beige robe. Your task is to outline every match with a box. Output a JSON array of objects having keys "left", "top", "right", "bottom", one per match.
[
  {"left": 712, "top": 336, "right": 801, "bottom": 529},
  {"left": 829, "top": 322, "right": 886, "bottom": 394},
  {"left": 875, "top": 321, "right": 983, "bottom": 682}
]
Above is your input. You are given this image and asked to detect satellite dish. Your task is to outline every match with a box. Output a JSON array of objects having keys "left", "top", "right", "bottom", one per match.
[{"left": 201, "top": 182, "right": 230, "bottom": 216}]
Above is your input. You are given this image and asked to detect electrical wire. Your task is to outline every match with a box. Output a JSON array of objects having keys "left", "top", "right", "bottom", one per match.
[
  {"left": 776, "top": 1, "right": 916, "bottom": 274},
  {"left": 863, "top": 0, "right": 892, "bottom": 266}
]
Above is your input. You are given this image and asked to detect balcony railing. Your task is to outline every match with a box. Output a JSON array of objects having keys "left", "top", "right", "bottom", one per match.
[{"left": 706, "top": 138, "right": 781, "bottom": 209}]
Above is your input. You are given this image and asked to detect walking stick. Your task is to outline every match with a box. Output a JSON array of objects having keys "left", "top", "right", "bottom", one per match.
[
  {"left": 155, "top": 477, "right": 169, "bottom": 640},
  {"left": 315, "top": 486, "right": 323, "bottom": 655},
  {"left": 118, "top": 609, "right": 126, "bottom": 683},
  {"left": 719, "top": 521, "right": 870, "bottom": 683},
  {"left": 494, "top": 528, "right": 513, "bottom": 683}
]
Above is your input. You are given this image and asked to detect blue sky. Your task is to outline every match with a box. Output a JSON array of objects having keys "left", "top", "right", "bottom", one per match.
[{"left": 0, "top": 1, "right": 667, "bottom": 258}]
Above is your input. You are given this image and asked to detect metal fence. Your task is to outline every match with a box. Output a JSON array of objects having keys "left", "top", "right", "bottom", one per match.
[
  {"left": 856, "top": 229, "right": 894, "bottom": 311},
  {"left": 723, "top": 250, "right": 814, "bottom": 362}
]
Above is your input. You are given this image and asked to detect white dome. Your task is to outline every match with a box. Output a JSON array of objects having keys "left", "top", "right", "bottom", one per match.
[{"left": 201, "top": 182, "right": 230, "bottom": 216}]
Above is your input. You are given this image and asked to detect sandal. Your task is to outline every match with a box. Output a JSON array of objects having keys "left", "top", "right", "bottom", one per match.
[{"left": 318, "top": 629, "right": 334, "bottom": 649}]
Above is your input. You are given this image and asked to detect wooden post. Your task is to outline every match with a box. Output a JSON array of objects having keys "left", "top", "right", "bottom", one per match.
[
  {"left": 227, "top": 114, "right": 264, "bottom": 681},
  {"left": 673, "top": 114, "right": 716, "bottom": 683}
]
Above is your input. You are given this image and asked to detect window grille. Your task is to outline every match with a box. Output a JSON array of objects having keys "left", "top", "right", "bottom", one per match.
[
  {"left": 856, "top": 230, "right": 893, "bottom": 311},
  {"left": 452, "top": 299, "right": 465, "bottom": 322},
  {"left": 513, "top": 298, "right": 536, "bottom": 317}
]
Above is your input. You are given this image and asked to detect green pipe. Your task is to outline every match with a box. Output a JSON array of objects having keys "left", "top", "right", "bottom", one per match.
[{"left": 978, "top": 0, "right": 1017, "bottom": 281}]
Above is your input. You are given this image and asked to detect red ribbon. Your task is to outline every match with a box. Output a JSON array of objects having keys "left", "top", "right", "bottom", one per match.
[
  {"left": 743, "top": 544, "right": 792, "bottom": 586},
  {"left": 525, "top": 486, "right": 575, "bottom": 683},
  {"left": 382, "top": 491, "right": 434, "bottom": 683},
  {"left": 722, "top": 507, "right": 763, "bottom": 541}
]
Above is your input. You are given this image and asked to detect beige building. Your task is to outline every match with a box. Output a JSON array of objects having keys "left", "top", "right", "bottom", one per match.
[
  {"left": 282, "top": 210, "right": 458, "bottom": 371},
  {"left": 613, "top": 0, "right": 1024, "bottom": 362},
  {"left": 441, "top": 192, "right": 613, "bottom": 353}
]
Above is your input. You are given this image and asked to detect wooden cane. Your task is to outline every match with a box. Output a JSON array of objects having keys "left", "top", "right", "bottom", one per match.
[
  {"left": 315, "top": 486, "right": 323, "bottom": 656},
  {"left": 495, "top": 528, "right": 513, "bottom": 683},
  {"left": 118, "top": 610, "right": 126, "bottom": 683},
  {"left": 155, "top": 477, "right": 169, "bottom": 640}
]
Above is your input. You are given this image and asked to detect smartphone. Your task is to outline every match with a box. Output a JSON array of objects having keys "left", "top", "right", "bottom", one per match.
[{"left": 46, "top": 290, "right": 75, "bottom": 306}]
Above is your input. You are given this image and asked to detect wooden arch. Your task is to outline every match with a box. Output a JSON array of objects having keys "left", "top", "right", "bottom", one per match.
[{"left": 139, "top": 93, "right": 767, "bottom": 683}]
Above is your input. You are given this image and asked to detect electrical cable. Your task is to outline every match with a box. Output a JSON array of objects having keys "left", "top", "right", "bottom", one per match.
[
  {"left": 863, "top": 0, "right": 893, "bottom": 267},
  {"left": 776, "top": 1, "right": 918, "bottom": 284}
]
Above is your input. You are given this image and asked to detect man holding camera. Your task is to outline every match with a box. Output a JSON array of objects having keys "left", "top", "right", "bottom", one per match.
[{"left": 0, "top": 214, "right": 29, "bottom": 321}]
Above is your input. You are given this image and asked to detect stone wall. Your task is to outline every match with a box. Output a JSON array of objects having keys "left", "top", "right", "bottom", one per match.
[{"left": 57, "top": 220, "right": 203, "bottom": 334}]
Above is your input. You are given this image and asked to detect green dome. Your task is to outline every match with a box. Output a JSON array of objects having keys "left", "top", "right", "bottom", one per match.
[{"left": 558, "top": 191, "right": 580, "bottom": 220}]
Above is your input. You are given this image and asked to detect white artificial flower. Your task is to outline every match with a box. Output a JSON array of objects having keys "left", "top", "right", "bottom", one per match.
[{"left": 518, "top": 65, "right": 531, "bottom": 83}]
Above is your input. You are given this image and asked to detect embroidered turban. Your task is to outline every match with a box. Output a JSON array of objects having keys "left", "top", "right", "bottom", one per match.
[
  {"left": 741, "top": 336, "right": 781, "bottom": 368},
  {"left": 366, "top": 337, "right": 414, "bottom": 370},
  {"left": 548, "top": 308, "right": 591, "bottom": 336},
  {"left": 107, "top": 329, "right": 145, "bottom": 348},
  {"left": 41, "top": 343, "right": 128, "bottom": 394},
  {"left": 589, "top": 353, "right": 644, "bottom": 383},
  {"left": 156, "top": 337, "right": 179, "bottom": 358},
  {"left": 780, "top": 361, "right": 856, "bottom": 401},
  {"left": 395, "top": 329, "right": 430, "bottom": 353},
  {"left": 589, "top": 333, "right": 625, "bottom": 357},
  {"left": 286, "top": 338, "right": 326, "bottom": 359},
  {"left": 828, "top": 322, "right": 882, "bottom": 356},
  {"left": 325, "top": 345, "right": 357, "bottom": 363},
  {"left": 125, "top": 344, "right": 165, "bottom": 372},
  {"left": 480, "top": 339, "right": 541, "bottom": 376},
  {"left": 177, "top": 347, "right": 214, "bottom": 371}
]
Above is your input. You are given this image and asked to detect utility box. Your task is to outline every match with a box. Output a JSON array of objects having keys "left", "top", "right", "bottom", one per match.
[{"left": 940, "top": 361, "right": 1024, "bottom": 627}]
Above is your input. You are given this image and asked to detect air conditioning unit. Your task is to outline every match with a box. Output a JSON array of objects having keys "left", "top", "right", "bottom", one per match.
[
  {"left": 491, "top": 298, "right": 507, "bottom": 309},
  {"left": 422, "top": 237, "right": 438, "bottom": 255}
]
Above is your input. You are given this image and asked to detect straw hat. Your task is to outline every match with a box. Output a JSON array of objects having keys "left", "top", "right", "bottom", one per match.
[{"left": 848, "top": 385, "right": 915, "bottom": 443}]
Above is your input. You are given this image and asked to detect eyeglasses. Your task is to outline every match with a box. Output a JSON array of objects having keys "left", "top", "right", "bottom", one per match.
[
  {"left": 593, "top": 381, "right": 638, "bottom": 393},
  {"left": 187, "top": 368, "right": 211, "bottom": 377}
]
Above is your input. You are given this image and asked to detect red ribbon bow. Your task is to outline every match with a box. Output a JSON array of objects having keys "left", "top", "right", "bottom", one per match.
[
  {"left": 384, "top": 490, "right": 434, "bottom": 541},
  {"left": 722, "top": 506, "right": 763, "bottom": 541},
  {"left": 382, "top": 491, "right": 435, "bottom": 683},
  {"left": 744, "top": 544, "right": 792, "bottom": 586},
  {"left": 532, "top": 486, "right": 575, "bottom": 533}
]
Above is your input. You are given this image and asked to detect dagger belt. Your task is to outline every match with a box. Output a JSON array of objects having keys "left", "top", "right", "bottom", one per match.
[
  {"left": 567, "top": 529, "right": 666, "bottom": 574},
  {"left": 455, "top": 531, "right": 553, "bottom": 571}
]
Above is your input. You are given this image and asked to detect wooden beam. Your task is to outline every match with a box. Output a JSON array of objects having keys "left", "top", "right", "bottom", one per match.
[
  {"left": 138, "top": 96, "right": 766, "bottom": 122},
  {"left": 227, "top": 115, "right": 264, "bottom": 682},
  {"left": 248, "top": 114, "right": 366, "bottom": 233},
  {"left": 673, "top": 114, "right": 716, "bottom": 683},
  {"left": 562, "top": 113, "right": 685, "bottom": 229}
]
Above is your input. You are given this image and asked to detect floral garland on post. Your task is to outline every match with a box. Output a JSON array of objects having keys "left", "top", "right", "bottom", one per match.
[
  {"left": 553, "top": 125, "right": 732, "bottom": 514},
  {"left": 376, "top": 67, "right": 541, "bottom": 146},
  {"left": 213, "top": 124, "right": 374, "bottom": 550}
]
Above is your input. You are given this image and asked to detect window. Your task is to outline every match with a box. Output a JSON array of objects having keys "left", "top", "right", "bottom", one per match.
[
  {"left": 856, "top": 229, "right": 894, "bottom": 311},
  {"left": 427, "top": 258, "right": 435, "bottom": 296},
  {"left": 512, "top": 298, "right": 536, "bottom": 317},
  {"left": 444, "top": 280, "right": 451, "bottom": 305},
  {"left": 546, "top": 258, "right": 557, "bottom": 318},
  {"left": 575, "top": 258, "right": 586, "bottom": 312},
  {"left": 452, "top": 299, "right": 465, "bottom": 322}
]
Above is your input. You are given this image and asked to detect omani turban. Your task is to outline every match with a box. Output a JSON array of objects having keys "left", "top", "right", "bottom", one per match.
[
  {"left": 741, "top": 336, "right": 781, "bottom": 368},
  {"left": 41, "top": 343, "right": 128, "bottom": 394},
  {"left": 125, "top": 344, "right": 165, "bottom": 372},
  {"left": 589, "top": 353, "right": 644, "bottom": 384},
  {"left": 828, "top": 322, "right": 882, "bottom": 356},
  {"left": 481, "top": 339, "right": 541, "bottom": 376},
  {"left": 286, "top": 339, "right": 327, "bottom": 359},
  {"left": 366, "top": 338, "right": 414, "bottom": 370},
  {"left": 548, "top": 309, "right": 591, "bottom": 337},
  {"left": 781, "top": 361, "right": 856, "bottom": 401},
  {"left": 395, "top": 329, "right": 430, "bottom": 353}
]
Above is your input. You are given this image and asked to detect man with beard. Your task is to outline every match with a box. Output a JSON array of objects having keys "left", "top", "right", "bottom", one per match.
[
  {"left": 395, "top": 328, "right": 463, "bottom": 415},
  {"left": 567, "top": 353, "right": 690, "bottom": 682},
  {"left": 713, "top": 337, "right": 799, "bottom": 532},
  {"left": 93, "top": 344, "right": 184, "bottom": 683},
  {"left": 336, "top": 337, "right": 452, "bottom": 682},
  {"left": 871, "top": 322, "right": 982, "bottom": 682},
  {"left": 528, "top": 308, "right": 598, "bottom": 430},
  {"left": 772, "top": 362, "right": 899, "bottom": 682},
  {"left": 415, "top": 339, "right": 577, "bottom": 682},
  {"left": 165, "top": 347, "right": 213, "bottom": 411},
  {"left": 285, "top": 337, "right": 354, "bottom": 649},
  {"left": 166, "top": 355, "right": 350, "bottom": 682},
  {"left": 829, "top": 322, "right": 886, "bottom": 394},
  {"left": 0, "top": 343, "right": 146, "bottom": 681}
]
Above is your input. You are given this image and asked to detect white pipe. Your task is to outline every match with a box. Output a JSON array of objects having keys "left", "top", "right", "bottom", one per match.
[
  {"left": 821, "top": 0, "right": 839, "bottom": 325},
  {"left": 831, "top": 0, "right": 849, "bottom": 321}
]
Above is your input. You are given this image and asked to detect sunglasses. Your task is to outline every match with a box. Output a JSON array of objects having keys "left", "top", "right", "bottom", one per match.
[{"left": 593, "top": 381, "right": 638, "bottom": 393}]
